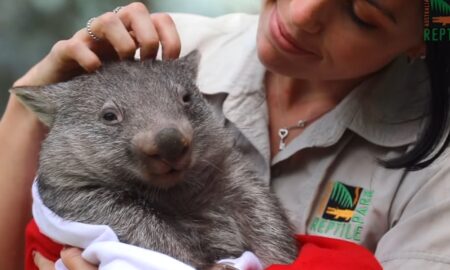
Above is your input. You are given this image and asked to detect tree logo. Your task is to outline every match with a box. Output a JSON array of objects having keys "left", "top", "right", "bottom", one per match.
[
  {"left": 309, "top": 181, "right": 374, "bottom": 242},
  {"left": 424, "top": 0, "right": 450, "bottom": 41},
  {"left": 322, "top": 182, "right": 361, "bottom": 222}
]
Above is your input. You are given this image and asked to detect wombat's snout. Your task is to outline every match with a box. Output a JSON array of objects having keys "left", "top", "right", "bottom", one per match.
[
  {"left": 154, "top": 128, "right": 190, "bottom": 162},
  {"left": 132, "top": 125, "right": 193, "bottom": 177}
]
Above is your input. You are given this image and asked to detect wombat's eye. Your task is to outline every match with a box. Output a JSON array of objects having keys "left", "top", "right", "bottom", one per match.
[
  {"left": 177, "top": 87, "right": 192, "bottom": 105},
  {"left": 182, "top": 93, "right": 191, "bottom": 103},
  {"left": 103, "top": 112, "right": 118, "bottom": 122},
  {"left": 100, "top": 102, "right": 123, "bottom": 125}
]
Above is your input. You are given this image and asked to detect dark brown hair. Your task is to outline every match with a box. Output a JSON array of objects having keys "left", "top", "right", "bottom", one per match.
[{"left": 384, "top": 39, "right": 450, "bottom": 169}]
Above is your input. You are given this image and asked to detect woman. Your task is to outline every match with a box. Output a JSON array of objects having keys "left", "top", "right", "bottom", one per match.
[{"left": 1, "top": 0, "right": 449, "bottom": 269}]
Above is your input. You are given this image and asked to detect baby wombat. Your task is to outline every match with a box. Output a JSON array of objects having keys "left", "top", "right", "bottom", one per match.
[{"left": 12, "top": 51, "right": 298, "bottom": 269}]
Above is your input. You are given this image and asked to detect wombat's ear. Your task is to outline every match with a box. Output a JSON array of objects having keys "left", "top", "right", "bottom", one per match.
[
  {"left": 9, "top": 86, "right": 57, "bottom": 127},
  {"left": 178, "top": 50, "right": 201, "bottom": 80}
]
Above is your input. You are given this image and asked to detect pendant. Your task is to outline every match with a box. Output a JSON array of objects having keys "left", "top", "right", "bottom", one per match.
[
  {"left": 277, "top": 120, "right": 308, "bottom": 151},
  {"left": 278, "top": 128, "right": 289, "bottom": 150}
]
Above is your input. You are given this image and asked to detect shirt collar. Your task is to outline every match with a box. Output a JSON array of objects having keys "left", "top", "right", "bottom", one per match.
[
  {"left": 273, "top": 56, "right": 429, "bottom": 163},
  {"left": 349, "top": 56, "right": 429, "bottom": 146}
]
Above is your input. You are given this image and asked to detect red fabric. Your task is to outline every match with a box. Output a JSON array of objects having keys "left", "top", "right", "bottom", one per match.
[
  {"left": 267, "top": 235, "right": 382, "bottom": 270},
  {"left": 25, "top": 218, "right": 381, "bottom": 270},
  {"left": 25, "top": 219, "right": 64, "bottom": 270}
]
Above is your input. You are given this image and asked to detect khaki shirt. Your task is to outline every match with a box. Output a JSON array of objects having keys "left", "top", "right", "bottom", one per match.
[{"left": 168, "top": 13, "right": 450, "bottom": 269}]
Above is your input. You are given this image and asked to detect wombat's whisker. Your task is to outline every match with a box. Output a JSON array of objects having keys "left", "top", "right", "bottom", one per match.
[{"left": 200, "top": 159, "right": 224, "bottom": 174}]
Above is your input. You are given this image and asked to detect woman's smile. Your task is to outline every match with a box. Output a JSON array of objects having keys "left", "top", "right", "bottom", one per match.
[{"left": 269, "top": 5, "right": 319, "bottom": 57}]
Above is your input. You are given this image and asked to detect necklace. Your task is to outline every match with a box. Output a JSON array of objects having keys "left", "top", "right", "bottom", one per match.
[
  {"left": 270, "top": 74, "right": 330, "bottom": 153},
  {"left": 274, "top": 76, "right": 310, "bottom": 151},
  {"left": 278, "top": 120, "right": 307, "bottom": 151}
]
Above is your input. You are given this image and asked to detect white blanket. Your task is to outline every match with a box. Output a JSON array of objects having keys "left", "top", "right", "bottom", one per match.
[{"left": 32, "top": 181, "right": 263, "bottom": 270}]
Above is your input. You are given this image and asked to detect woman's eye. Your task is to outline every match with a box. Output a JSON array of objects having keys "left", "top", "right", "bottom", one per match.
[{"left": 348, "top": 4, "right": 375, "bottom": 29}]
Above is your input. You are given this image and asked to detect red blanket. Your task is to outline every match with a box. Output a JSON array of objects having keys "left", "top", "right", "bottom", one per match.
[{"left": 25, "top": 219, "right": 382, "bottom": 270}]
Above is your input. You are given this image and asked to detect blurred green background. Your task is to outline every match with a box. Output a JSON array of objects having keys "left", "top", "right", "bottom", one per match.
[{"left": 0, "top": 0, "right": 260, "bottom": 115}]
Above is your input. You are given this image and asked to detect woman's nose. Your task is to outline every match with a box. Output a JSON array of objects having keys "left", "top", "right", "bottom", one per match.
[{"left": 288, "top": 0, "right": 329, "bottom": 34}]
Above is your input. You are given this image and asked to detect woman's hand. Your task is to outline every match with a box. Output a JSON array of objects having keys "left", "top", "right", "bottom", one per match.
[
  {"left": 34, "top": 248, "right": 97, "bottom": 270},
  {"left": 14, "top": 2, "right": 181, "bottom": 87}
]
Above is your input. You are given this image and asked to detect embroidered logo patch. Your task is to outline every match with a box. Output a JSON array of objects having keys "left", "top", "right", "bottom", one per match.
[
  {"left": 424, "top": 0, "right": 450, "bottom": 42},
  {"left": 309, "top": 181, "right": 374, "bottom": 242},
  {"left": 322, "top": 182, "right": 361, "bottom": 222}
]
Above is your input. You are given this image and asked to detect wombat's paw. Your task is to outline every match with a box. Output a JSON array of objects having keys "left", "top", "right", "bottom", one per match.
[{"left": 201, "top": 262, "right": 239, "bottom": 270}]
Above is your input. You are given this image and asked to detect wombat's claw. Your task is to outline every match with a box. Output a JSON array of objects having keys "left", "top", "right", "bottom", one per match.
[{"left": 205, "top": 262, "right": 239, "bottom": 270}]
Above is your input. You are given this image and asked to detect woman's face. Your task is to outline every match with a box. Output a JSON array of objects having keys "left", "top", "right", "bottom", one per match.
[{"left": 257, "top": 0, "right": 424, "bottom": 81}]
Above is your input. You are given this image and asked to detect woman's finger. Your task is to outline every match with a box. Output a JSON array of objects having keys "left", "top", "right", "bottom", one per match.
[
  {"left": 50, "top": 39, "right": 102, "bottom": 73},
  {"left": 34, "top": 251, "right": 55, "bottom": 270},
  {"left": 116, "top": 2, "right": 161, "bottom": 59},
  {"left": 87, "top": 13, "right": 137, "bottom": 60},
  {"left": 72, "top": 2, "right": 180, "bottom": 61},
  {"left": 61, "top": 247, "right": 98, "bottom": 270},
  {"left": 151, "top": 13, "right": 181, "bottom": 60}
]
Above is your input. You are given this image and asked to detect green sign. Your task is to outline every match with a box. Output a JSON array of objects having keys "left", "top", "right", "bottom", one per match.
[{"left": 424, "top": 0, "right": 450, "bottom": 41}]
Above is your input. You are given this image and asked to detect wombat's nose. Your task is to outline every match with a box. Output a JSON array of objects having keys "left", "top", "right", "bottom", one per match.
[{"left": 155, "top": 128, "right": 190, "bottom": 162}]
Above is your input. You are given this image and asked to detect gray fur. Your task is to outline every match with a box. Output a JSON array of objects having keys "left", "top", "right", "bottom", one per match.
[{"left": 11, "top": 51, "right": 298, "bottom": 269}]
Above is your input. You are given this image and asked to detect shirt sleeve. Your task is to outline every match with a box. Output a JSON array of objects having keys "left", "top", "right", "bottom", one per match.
[{"left": 375, "top": 149, "right": 450, "bottom": 269}]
